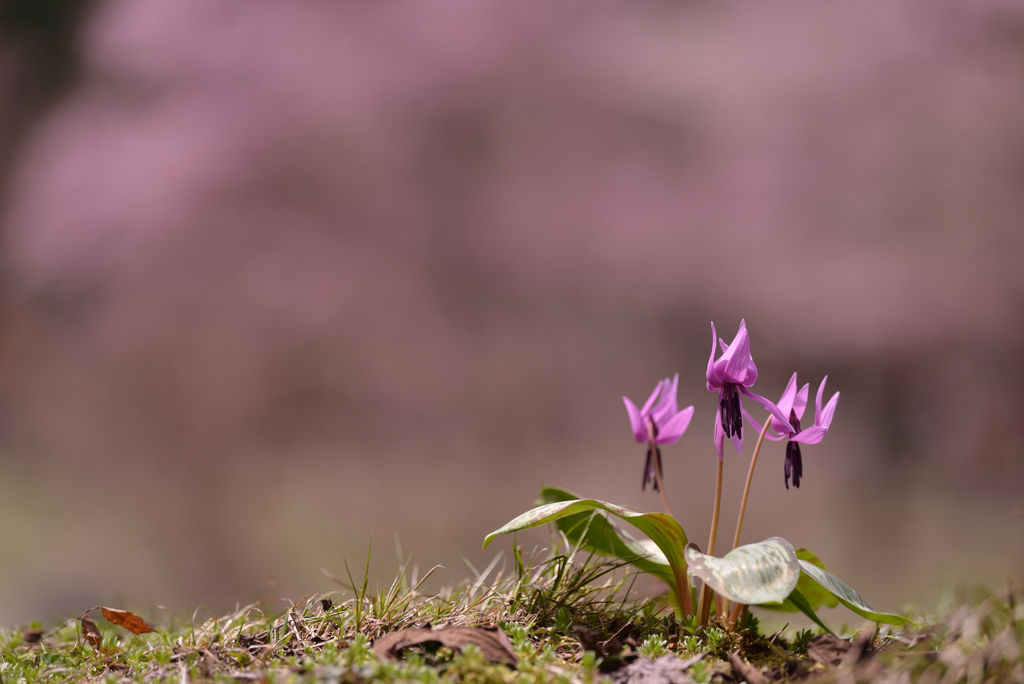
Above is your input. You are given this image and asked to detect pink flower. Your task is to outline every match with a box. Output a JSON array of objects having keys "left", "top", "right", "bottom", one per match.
[
  {"left": 706, "top": 320, "right": 792, "bottom": 459},
  {"left": 746, "top": 373, "right": 840, "bottom": 488},
  {"left": 623, "top": 374, "right": 695, "bottom": 491}
]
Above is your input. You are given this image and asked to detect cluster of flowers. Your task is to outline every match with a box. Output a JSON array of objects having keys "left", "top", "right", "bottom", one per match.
[
  {"left": 623, "top": 320, "right": 839, "bottom": 491},
  {"left": 485, "top": 323, "right": 911, "bottom": 631}
]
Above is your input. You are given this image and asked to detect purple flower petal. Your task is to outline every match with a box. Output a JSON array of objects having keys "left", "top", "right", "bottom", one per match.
[
  {"left": 622, "top": 396, "right": 647, "bottom": 443},
  {"left": 741, "top": 406, "right": 764, "bottom": 433},
  {"left": 775, "top": 373, "right": 799, "bottom": 421},
  {"left": 793, "top": 383, "right": 810, "bottom": 422},
  {"left": 742, "top": 406, "right": 786, "bottom": 441},
  {"left": 713, "top": 411, "right": 725, "bottom": 460},
  {"left": 790, "top": 426, "right": 827, "bottom": 445},
  {"left": 813, "top": 376, "right": 826, "bottom": 425},
  {"left": 715, "top": 322, "right": 752, "bottom": 385},
  {"left": 743, "top": 354, "right": 759, "bottom": 387},
  {"left": 812, "top": 376, "right": 839, "bottom": 429},
  {"left": 667, "top": 373, "right": 680, "bottom": 411},
  {"left": 740, "top": 386, "right": 793, "bottom": 433},
  {"left": 819, "top": 391, "right": 839, "bottom": 429},
  {"left": 640, "top": 380, "right": 664, "bottom": 416},
  {"left": 706, "top": 322, "right": 722, "bottom": 389},
  {"left": 730, "top": 424, "right": 744, "bottom": 455},
  {"left": 651, "top": 374, "right": 679, "bottom": 424},
  {"left": 656, "top": 405, "right": 694, "bottom": 444}
]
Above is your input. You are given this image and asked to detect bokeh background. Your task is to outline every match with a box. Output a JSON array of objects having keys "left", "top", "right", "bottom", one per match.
[{"left": 0, "top": 0, "right": 1023, "bottom": 627}]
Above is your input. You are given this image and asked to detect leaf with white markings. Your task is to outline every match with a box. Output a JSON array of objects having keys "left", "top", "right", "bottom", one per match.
[
  {"left": 758, "top": 549, "right": 839, "bottom": 613},
  {"left": 684, "top": 538, "right": 800, "bottom": 605}
]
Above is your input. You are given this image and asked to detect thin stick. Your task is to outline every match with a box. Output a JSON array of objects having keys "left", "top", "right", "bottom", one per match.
[{"left": 696, "top": 457, "right": 724, "bottom": 626}]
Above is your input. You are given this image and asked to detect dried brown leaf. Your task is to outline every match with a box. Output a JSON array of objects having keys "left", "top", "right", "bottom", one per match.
[
  {"left": 841, "top": 625, "right": 875, "bottom": 666},
  {"left": 80, "top": 613, "right": 102, "bottom": 649},
  {"left": 21, "top": 629, "right": 44, "bottom": 645},
  {"left": 572, "top": 624, "right": 623, "bottom": 658},
  {"left": 372, "top": 625, "right": 517, "bottom": 666},
  {"left": 807, "top": 634, "right": 850, "bottom": 665},
  {"left": 101, "top": 607, "right": 156, "bottom": 634}
]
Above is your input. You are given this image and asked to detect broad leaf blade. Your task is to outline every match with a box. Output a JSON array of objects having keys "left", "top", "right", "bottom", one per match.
[
  {"left": 484, "top": 497, "right": 690, "bottom": 612},
  {"left": 538, "top": 487, "right": 673, "bottom": 584},
  {"left": 759, "top": 549, "right": 839, "bottom": 613},
  {"left": 684, "top": 538, "right": 799, "bottom": 605},
  {"left": 798, "top": 560, "right": 911, "bottom": 625}
]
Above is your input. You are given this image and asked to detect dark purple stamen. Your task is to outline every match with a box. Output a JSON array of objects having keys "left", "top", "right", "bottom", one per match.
[
  {"left": 719, "top": 383, "right": 743, "bottom": 439},
  {"left": 784, "top": 409, "right": 802, "bottom": 489},
  {"left": 642, "top": 446, "right": 663, "bottom": 492}
]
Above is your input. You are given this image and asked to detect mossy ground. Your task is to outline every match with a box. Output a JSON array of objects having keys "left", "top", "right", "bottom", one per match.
[{"left": 1, "top": 547, "right": 1021, "bottom": 683}]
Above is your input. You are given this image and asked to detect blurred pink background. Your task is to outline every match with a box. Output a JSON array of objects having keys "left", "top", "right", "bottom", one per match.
[{"left": 0, "top": 0, "right": 1023, "bottom": 626}]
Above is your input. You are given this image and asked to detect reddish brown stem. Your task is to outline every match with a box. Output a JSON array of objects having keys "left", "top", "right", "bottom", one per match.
[{"left": 696, "top": 457, "right": 724, "bottom": 626}]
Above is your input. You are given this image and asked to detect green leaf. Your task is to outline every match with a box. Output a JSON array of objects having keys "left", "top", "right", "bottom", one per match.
[
  {"left": 758, "top": 549, "right": 839, "bottom": 613},
  {"left": 684, "top": 538, "right": 800, "bottom": 605},
  {"left": 537, "top": 487, "right": 673, "bottom": 585},
  {"left": 785, "top": 588, "right": 835, "bottom": 636},
  {"left": 484, "top": 497, "right": 691, "bottom": 612},
  {"left": 797, "top": 560, "right": 911, "bottom": 626}
]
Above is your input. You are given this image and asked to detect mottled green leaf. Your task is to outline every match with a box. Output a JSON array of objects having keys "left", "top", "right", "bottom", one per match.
[
  {"left": 759, "top": 549, "right": 839, "bottom": 613},
  {"left": 537, "top": 487, "right": 673, "bottom": 585},
  {"left": 684, "top": 538, "right": 799, "bottom": 606},
  {"left": 484, "top": 497, "right": 691, "bottom": 612},
  {"left": 797, "top": 560, "right": 911, "bottom": 625}
]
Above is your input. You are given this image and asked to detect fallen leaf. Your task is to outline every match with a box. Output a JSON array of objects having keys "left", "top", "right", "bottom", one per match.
[
  {"left": 101, "top": 607, "right": 156, "bottom": 635},
  {"left": 807, "top": 634, "right": 850, "bottom": 665},
  {"left": 21, "top": 629, "right": 44, "bottom": 645},
  {"left": 841, "top": 625, "right": 875, "bottom": 666},
  {"left": 572, "top": 624, "right": 636, "bottom": 673},
  {"left": 728, "top": 651, "right": 767, "bottom": 684},
  {"left": 572, "top": 624, "right": 624, "bottom": 657},
  {"left": 80, "top": 614, "right": 102, "bottom": 649},
  {"left": 372, "top": 625, "right": 517, "bottom": 666}
]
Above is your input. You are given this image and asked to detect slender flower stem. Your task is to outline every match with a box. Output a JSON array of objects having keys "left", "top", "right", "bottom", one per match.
[
  {"left": 646, "top": 419, "right": 673, "bottom": 517},
  {"left": 731, "top": 419, "right": 773, "bottom": 551},
  {"left": 727, "top": 600, "right": 743, "bottom": 628},
  {"left": 652, "top": 447, "right": 673, "bottom": 517},
  {"left": 696, "top": 457, "right": 724, "bottom": 626},
  {"left": 721, "top": 418, "right": 773, "bottom": 621}
]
